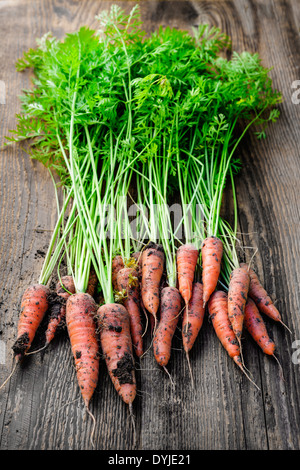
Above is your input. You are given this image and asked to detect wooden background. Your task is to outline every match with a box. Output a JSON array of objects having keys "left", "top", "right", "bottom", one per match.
[{"left": 0, "top": 0, "right": 300, "bottom": 451}]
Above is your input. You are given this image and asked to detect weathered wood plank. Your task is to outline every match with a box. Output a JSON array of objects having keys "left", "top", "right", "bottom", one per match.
[{"left": 0, "top": 0, "right": 300, "bottom": 451}]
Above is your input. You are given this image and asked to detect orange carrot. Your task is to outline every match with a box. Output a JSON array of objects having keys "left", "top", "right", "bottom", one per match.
[
  {"left": 208, "top": 290, "right": 259, "bottom": 389},
  {"left": 227, "top": 266, "right": 250, "bottom": 345},
  {"left": 153, "top": 286, "right": 182, "bottom": 369},
  {"left": 117, "top": 267, "right": 143, "bottom": 358},
  {"left": 240, "top": 263, "right": 291, "bottom": 333},
  {"left": 131, "top": 251, "right": 143, "bottom": 281},
  {"left": 141, "top": 242, "right": 165, "bottom": 329},
  {"left": 112, "top": 255, "right": 125, "bottom": 291},
  {"left": 12, "top": 284, "right": 50, "bottom": 361},
  {"left": 45, "top": 275, "right": 76, "bottom": 346},
  {"left": 86, "top": 267, "right": 98, "bottom": 298},
  {"left": 176, "top": 243, "right": 199, "bottom": 307},
  {"left": 66, "top": 293, "right": 99, "bottom": 410},
  {"left": 201, "top": 236, "right": 223, "bottom": 307},
  {"left": 244, "top": 298, "right": 275, "bottom": 355},
  {"left": 208, "top": 290, "right": 241, "bottom": 366},
  {"left": 182, "top": 282, "right": 205, "bottom": 354},
  {"left": 97, "top": 303, "right": 136, "bottom": 405}
]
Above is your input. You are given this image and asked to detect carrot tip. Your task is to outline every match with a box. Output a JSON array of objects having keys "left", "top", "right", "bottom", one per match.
[
  {"left": 279, "top": 320, "right": 292, "bottom": 336},
  {"left": 233, "top": 356, "right": 260, "bottom": 391}
]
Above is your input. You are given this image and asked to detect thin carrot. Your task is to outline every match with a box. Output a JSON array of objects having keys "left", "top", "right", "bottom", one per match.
[
  {"left": 66, "top": 293, "right": 99, "bottom": 410},
  {"left": 112, "top": 255, "right": 125, "bottom": 292},
  {"left": 12, "top": 284, "right": 50, "bottom": 361},
  {"left": 97, "top": 303, "right": 136, "bottom": 405},
  {"left": 201, "top": 236, "right": 223, "bottom": 307},
  {"left": 153, "top": 286, "right": 182, "bottom": 370},
  {"left": 45, "top": 275, "right": 76, "bottom": 346},
  {"left": 182, "top": 282, "right": 205, "bottom": 388},
  {"left": 176, "top": 243, "right": 199, "bottom": 307},
  {"left": 141, "top": 242, "right": 165, "bottom": 331},
  {"left": 241, "top": 263, "right": 291, "bottom": 334},
  {"left": 208, "top": 290, "right": 260, "bottom": 390},
  {"left": 182, "top": 282, "right": 205, "bottom": 354},
  {"left": 244, "top": 298, "right": 275, "bottom": 355},
  {"left": 208, "top": 290, "right": 241, "bottom": 365},
  {"left": 227, "top": 265, "right": 250, "bottom": 346},
  {"left": 117, "top": 267, "right": 143, "bottom": 358}
]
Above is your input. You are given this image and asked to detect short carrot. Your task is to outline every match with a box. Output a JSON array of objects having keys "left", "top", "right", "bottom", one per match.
[
  {"left": 117, "top": 266, "right": 143, "bottom": 358},
  {"left": 201, "top": 236, "right": 223, "bottom": 307},
  {"left": 97, "top": 302, "right": 136, "bottom": 405},
  {"left": 208, "top": 290, "right": 259, "bottom": 390},
  {"left": 45, "top": 275, "right": 75, "bottom": 346},
  {"left": 240, "top": 263, "right": 291, "bottom": 333},
  {"left": 176, "top": 243, "right": 199, "bottom": 307},
  {"left": 141, "top": 242, "right": 165, "bottom": 330},
  {"left": 227, "top": 266, "right": 250, "bottom": 345},
  {"left": 66, "top": 293, "right": 99, "bottom": 410},
  {"left": 12, "top": 284, "right": 50, "bottom": 361},
  {"left": 153, "top": 286, "right": 182, "bottom": 369},
  {"left": 244, "top": 298, "right": 275, "bottom": 356}
]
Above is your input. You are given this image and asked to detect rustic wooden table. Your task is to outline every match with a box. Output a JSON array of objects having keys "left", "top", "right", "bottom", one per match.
[{"left": 0, "top": 0, "right": 300, "bottom": 451}]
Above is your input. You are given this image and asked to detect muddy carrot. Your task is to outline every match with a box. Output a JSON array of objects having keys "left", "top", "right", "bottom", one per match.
[
  {"left": 12, "top": 284, "right": 50, "bottom": 361},
  {"left": 241, "top": 263, "right": 291, "bottom": 334},
  {"left": 244, "top": 298, "right": 275, "bottom": 355},
  {"left": 97, "top": 303, "right": 136, "bottom": 405},
  {"left": 227, "top": 266, "right": 250, "bottom": 346},
  {"left": 117, "top": 267, "right": 143, "bottom": 357},
  {"left": 208, "top": 290, "right": 259, "bottom": 390},
  {"left": 45, "top": 275, "right": 76, "bottom": 346},
  {"left": 153, "top": 286, "right": 182, "bottom": 369}
]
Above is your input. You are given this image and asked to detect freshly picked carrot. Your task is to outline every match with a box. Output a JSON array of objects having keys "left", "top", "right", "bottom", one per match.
[
  {"left": 97, "top": 303, "right": 136, "bottom": 406},
  {"left": 227, "top": 265, "right": 250, "bottom": 347},
  {"left": 208, "top": 290, "right": 259, "bottom": 389},
  {"left": 12, "top": 284, "right": 50, "bottom": 361},
  {"left": 66, "top": 292, "right": 99, "bottom": 410},
  {"left": 182, "top": 282, "right": 205, "bottom": 355},
  {"left": 201, "top": 236, "right": 224, "bottom": 307},
  {"left": 244, "top": 298, "right": 275, "bottom": 356},
  {"left": 208, "top": 290, "right": 241, "bottom": 367},
  {"left": 45, "top": 275, "right": 76, "bottom": 346},
  {"left": 117, "top": 266, "right": 143, "bottom": 358},
  {"left": 153, "top": 286, "right": 182, "bottom": 370},
  {"left": 241, "top": 263, "right": 291, "bottom": 334},
  {"left": 141, "top": 242, "right": 165, "bottom": 331},
  {"left": 176, "top": 243, "right": 199, "bottom": 308}
]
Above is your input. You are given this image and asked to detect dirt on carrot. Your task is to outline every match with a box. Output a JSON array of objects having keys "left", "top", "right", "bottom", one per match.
[{"left": 12, "top": 284, "right": 50, "bottom": 360}]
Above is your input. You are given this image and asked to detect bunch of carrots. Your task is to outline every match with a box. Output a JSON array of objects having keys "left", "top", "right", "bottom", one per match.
[{"left": 1, "top": 4, "right": 289, "bottom": 446}]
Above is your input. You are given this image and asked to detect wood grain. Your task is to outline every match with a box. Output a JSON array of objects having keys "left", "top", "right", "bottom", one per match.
[{"left": 0, "top": 0, "right": 300, "bottom": 450}]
